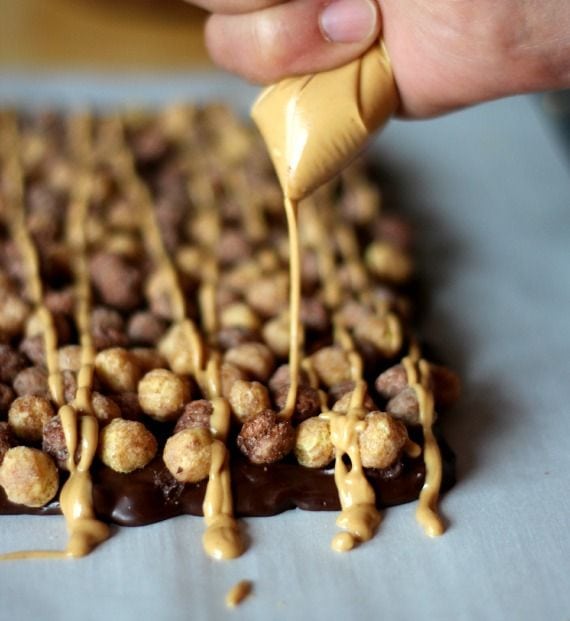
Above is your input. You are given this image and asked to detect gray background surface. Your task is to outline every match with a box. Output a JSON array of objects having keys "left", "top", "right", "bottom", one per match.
[{"left": 0, "top": 74, "right": 569, "bottom": 621}]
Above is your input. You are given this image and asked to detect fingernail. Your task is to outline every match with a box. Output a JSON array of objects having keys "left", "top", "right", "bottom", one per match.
[{"left": 319, "top": 0, "right": 378, "bottom": 44}]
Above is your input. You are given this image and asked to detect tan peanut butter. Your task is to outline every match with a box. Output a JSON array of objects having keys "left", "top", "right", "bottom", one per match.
[{"left": 252, "top": 40, "right": 398, "bottom": 201}]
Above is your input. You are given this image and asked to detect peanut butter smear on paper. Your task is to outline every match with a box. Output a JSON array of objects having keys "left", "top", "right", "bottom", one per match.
[{"left": 251, "top": 40, "right": 399, "bottom": 202}]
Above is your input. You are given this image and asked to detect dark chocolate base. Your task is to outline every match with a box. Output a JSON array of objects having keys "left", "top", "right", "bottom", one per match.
[{"left": 0, "top": 432, "right": 455, "bottom": 526}]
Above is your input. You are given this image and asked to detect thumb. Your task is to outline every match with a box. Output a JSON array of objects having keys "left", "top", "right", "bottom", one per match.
[{"left": 205, "top": 0, "right": 381, "bottom": 84}]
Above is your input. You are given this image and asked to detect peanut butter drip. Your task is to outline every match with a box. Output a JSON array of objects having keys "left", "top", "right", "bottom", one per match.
[
  {"left": 0, "top": 116, "right": 64, "bottom": 407},
  {"left": 0, "top": 114, "right": 109, "bottom": 560},
  {"left": 252, "top": 41, "right": 398, "bottom": 201},
  {"left": 108, "top": 121, "right": 243, "bottom": 561},
  {"left": 281, "top": 197, "right": 303, "bottom": 419},
  {"left": 403, "top": 352, "right": 445, "bottom": 536}
]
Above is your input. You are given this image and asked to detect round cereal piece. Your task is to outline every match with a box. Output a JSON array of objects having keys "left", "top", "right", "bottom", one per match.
[
  {"left": 91, "top": 392, "right": 122, "bottom": 425},
  {"left": 163, "top": 427, "right": 213, "bottom": 483},
  {"left": 110, "top": 392, "right": 143, "bottom": 421},
  {"left": 359, "top": 412, "right": 408, "bottom": 469},
  {"left": 19, "top": 334, "right": 46, "bottom": 367},
  {"left": 228, "top": 380, "right": 270, "bottom": 423},
  {"left": 89, "top": 251, "right": 143, "bottom": 311},
  {"left": 0, "top": 344, "right": 28, "bottom": 383},
  {"left": 42, "top": 415, "right": 73, "bottom": 470},
  {"left": 353, "top": 315, "right": 402, "bottom": 357},
  {"left": 262, "top": 316, "right": 290, "bottom": 357},
  {"left": 332, "top": 389, "right": 376, "bottom": 415},
  {"left": 130, "top": 348, "right": 168, "bottom": 373},
  {"left": 0, "top": 446, "right": 58, "bottom": 507},
  {"left": 0, "top": 421, "right": 16, "bottom": 465},
  {"left": 138, "top": 369, "right": 190, "bottom": 421},
  {"left": 245, "top": 273, "right": 288, "bottom": 318},
  {"left": 58, "top": 345, "right": 83, "bottom": 373},
  {"left": 90, "top": 306, "right": 128, "bottom": 351},
  {"left": 385, "top": 387, "right": 421, "bottom": 426},
  {"left": 365, "top": 241, "right": 414, "bottom": 283},
  {"left": 13, "top": 366, "right": 50, "bottom": 398},
  {"left": 127, "top": 311, "right": 167, "bottom": 346},
  {"left": 375, "top": 364, "right": 408, "bottom": 400},
  {"left": 310, "top": 346, "right": 352, "bottom": 388},
  {"left": 95, "top": 347, "right": 142, "bottom": 393},
  {"left": 0, "top": 383, "right": 15, "bottom": 415},
  {"left": 99, "top": 419, "right": 157, "bottom": 473},
  {"left": 174, "top": 400, "right": 213, "bottom": 433},
  {"left": 216, "top": 326, "right": 259, "bottom": 351},
  {"left": 236, "top": 409, "right": 295, "bottom": 464},
  {"left": 224, "top": 342, "right": 275, "bottom": 382},
  {"left": 8, "top": 395, "right": 55, "bottom": 442},
  {"left": 295, "top": 417, "right": 334, "bottom": 468},
  {"left": 0, "top": 294, "right": 30, "bottom": 336},
  {"left": 158, "top": 323, "right": 195, "bottom": 375},
  {"left": 273, "top": 384, "right": 321, "bottom": 423},
  {"left": 220, "top": 303, "right": 260, "bottom": 331},
  {"left": 268, "top": 364, "right": 310, "bottom": 393},
  {"left": 220, "top": 362, "right": 248, "bottom": 399}
]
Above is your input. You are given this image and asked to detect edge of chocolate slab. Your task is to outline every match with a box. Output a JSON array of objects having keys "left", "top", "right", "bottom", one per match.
[{"left": 0, "top": 427, "right": 455, "bottom": 524}]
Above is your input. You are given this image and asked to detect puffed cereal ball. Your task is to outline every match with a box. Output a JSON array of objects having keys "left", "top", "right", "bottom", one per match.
[
  {"left": 358, "top": 412, "right": 408, "bottom": 469},
  {"left": 95, "top": 347, "right": 142, "bottom": 393},
  {"left": 8, "top": 395, "right": 55, "bottom": 442},
  {"left": 99, "top": 419, "right": 157, "bottom": 473},
  {"left": 295, "top": 417, "right": 335, "bottom": 468},
  {"left": 138, "top": 369, "right": 190, "bottom": 421},
  {"left": 162, "top": 428, "right": 213, "bottom": 483},
  {"left": 0, "top": 447, "right": 58, "bottom": 507},
  {"left": 228, "top": 380, "right": 270, "bottom": 423}
]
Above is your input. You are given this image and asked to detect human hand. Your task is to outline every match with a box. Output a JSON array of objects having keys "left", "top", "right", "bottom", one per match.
[{"left": 188, "top": 0, "right": 570, "bottom": 117}]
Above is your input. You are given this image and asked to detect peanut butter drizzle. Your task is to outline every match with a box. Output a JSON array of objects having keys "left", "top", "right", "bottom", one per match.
[
  {"left": 0, "top": 114, "right": 109, "bottom": 561},
  {"left": 402, "top": 352, "right": 445, "bottom": 536},
  {"left": 225, "top": 580, "right": 253, "bottom": 608},
  {"left": 108, "top": 121, "right": 243, "bottom": 560}
]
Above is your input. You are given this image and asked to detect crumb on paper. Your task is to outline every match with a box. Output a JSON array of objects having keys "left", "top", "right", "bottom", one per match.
[{"left": 225, "top": 580, "right": 253, "bottom": 608}]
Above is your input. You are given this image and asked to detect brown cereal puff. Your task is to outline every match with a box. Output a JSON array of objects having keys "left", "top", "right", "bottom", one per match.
[
  {"left": 138, "top": 369, "right": 190, "bottom": 421},
  {"left": 375, "top": 364, "right": 408, "bottom": 400},
  {"left": 44, "top": 287, "right": 75, "bottom": 316},
  {"left": 95, "top": 348, "right": 142, "bottom": 393},
  {"left": 19, "top": 334, "right": 46, "bottom": 367},
  {"left": 0, "top": 383, "right": 15, "bottom": 416},
  {"left": 163, "top": 428, "right": 213, "bottom": 483},
  {"left": 359, "top": 412, "right": 408, "bottom": 469},
  {"left": 130, "top": 348, "right": 168, "bottom": 373},
  {"left": 0, "top": 421, "right": 16, "bottom": 465},
  {"left": 299, "top": 298, "right": 329, "bottom": 332},
  {"left": 268, "top": 364, "right": 310, "bottom": 393},
  {"left": 99, "top": 419, "right": 157, "bottom": 474},
  {"left": 25, "top": 310, "right": 71, "bottom": 344},
  {"left": 42, "top": 415, "right": 74, "bottom": 470},
  {"left": 89, "top": 251, "right": 143, "bottom": 311},
  {"left": 311, "top": 346, "right": 352, "bottom": 388},
  {"left": 386, "top": 387, "right": 422, "bottom": 426},
  {"left": 295, "top": 417, "right": 335, "bottom": 468},
  {"left": 273, "top": 384, "right": 321, "bottom": 423},
  {"left": 13, "top": 366, "right": 50, "bottom": 398},
  {"left": 353, "top": 315, "right": 403, "bottom": 358},
  {"left": 91, "top": 392, "right": 122, "bottom": 425},
  {"left": 110, "top": 392, "right": 143, "bottom": 421},
  {"left": 228, "top": 380, "right": 271, "bottom": 423},
  {"left": 8, "top": 395, "right": 55, "bottom": 443},
  {"left": 0, "top": 446, "right": 59, "bottom": 507},
  {"left": 0, "top": 345, "right": 28, "bottom": 384},
  {"left": 174, "top": 400, "right": 213, "bottom": 434},
  {"left": 216, "top": 326, "right": 260, "bottom": 352},
  {"left": 216, "top": 229, "right": 252, "bottom": 265},
  {"left": 62, "top": 370, "right": 78, "bottom": 403},
  {"left": 127, "top": 311, "right": 167, "bottom": 346},
  {"left": 90, "top": 306, "right": 128, "bottom": 351},
  {"left": 224, "top": 342, "right": 275, "bottom": 382},
  {"left": 237, "top": 410, "right": 295, "bottom": 465}
]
